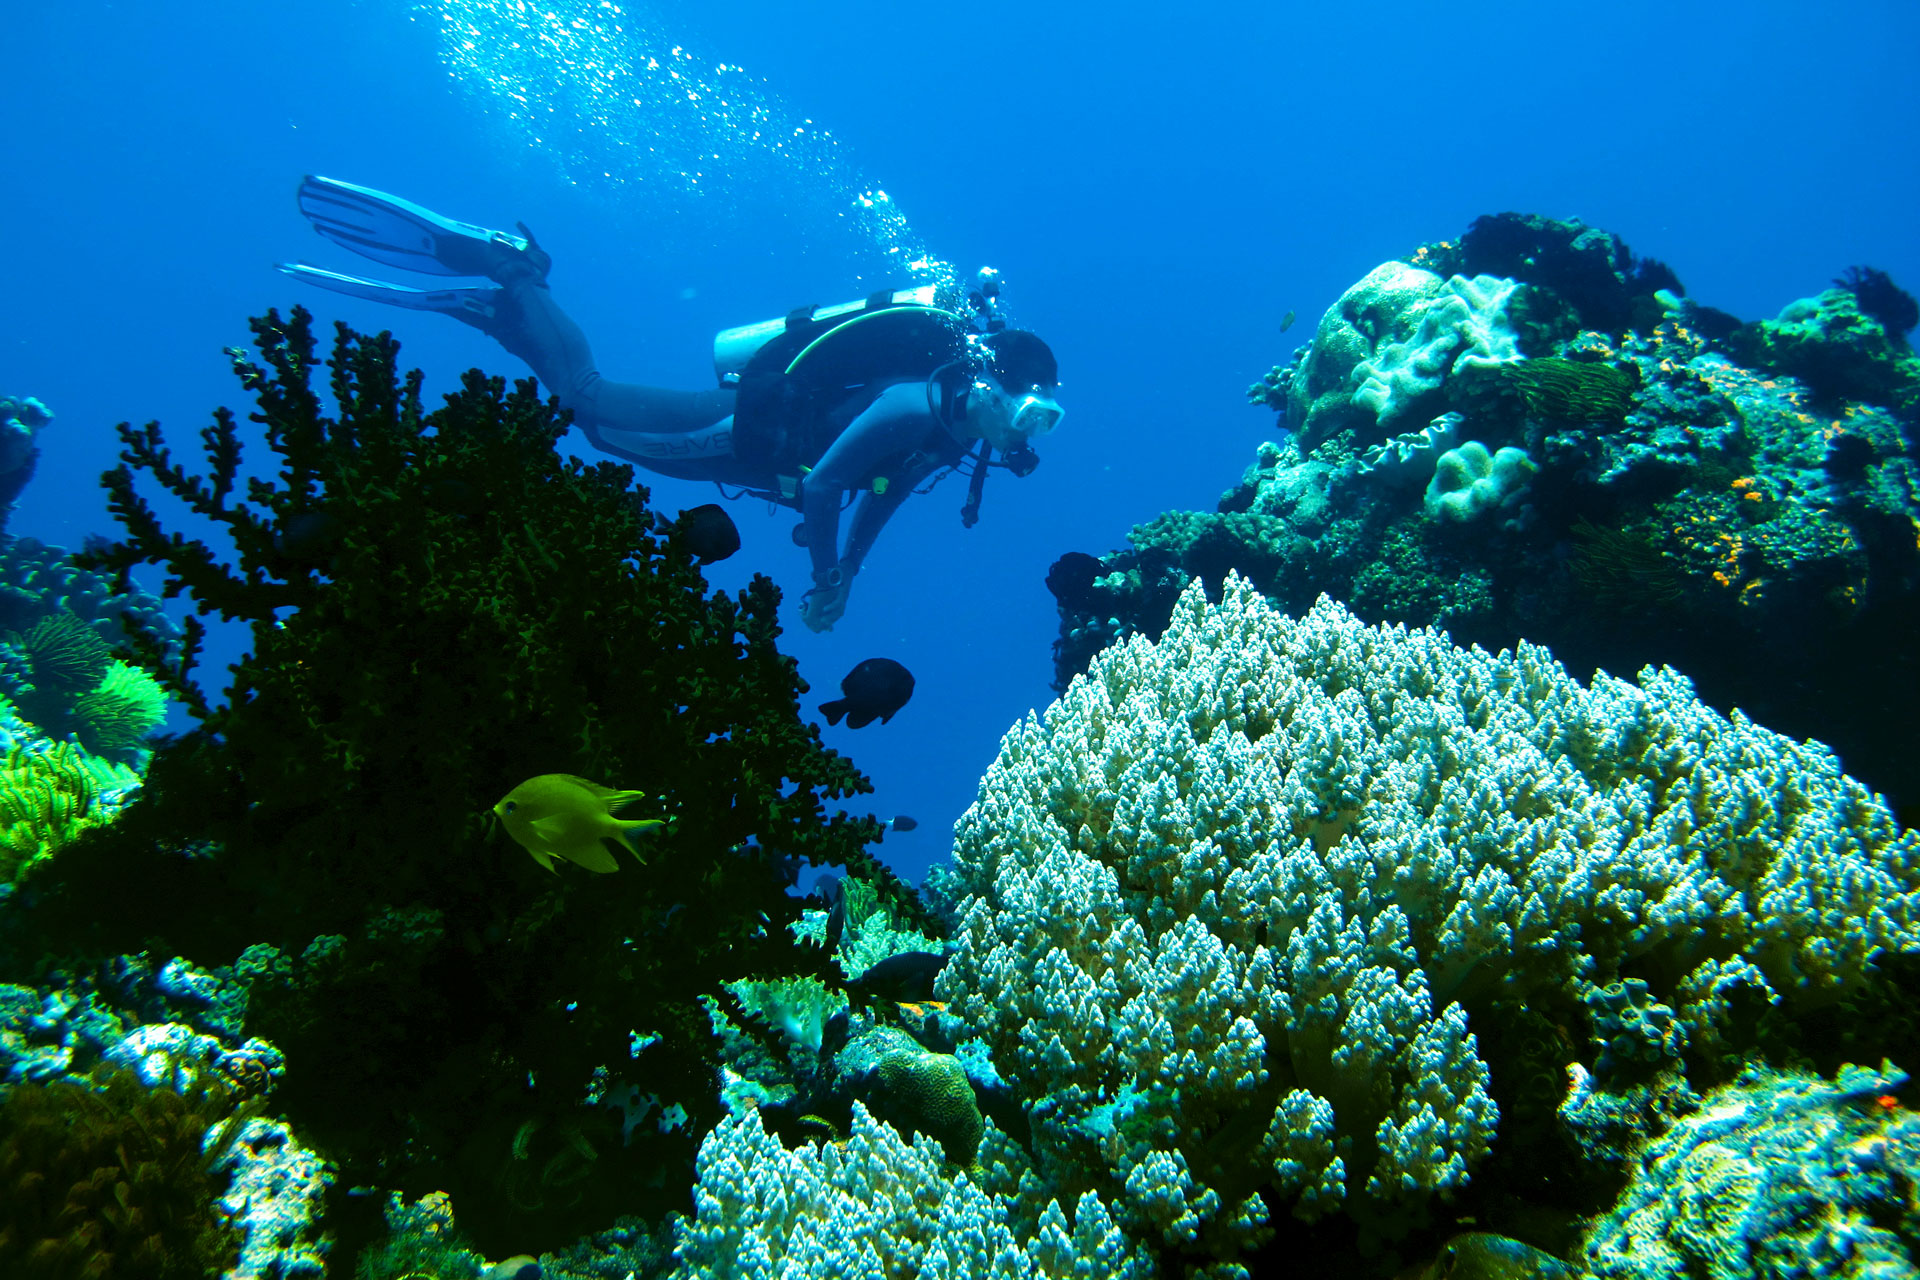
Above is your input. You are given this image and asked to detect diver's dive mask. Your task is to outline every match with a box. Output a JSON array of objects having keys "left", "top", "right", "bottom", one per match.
[
  {"left": 970, "top": 377, "right": 1064, "bottom": 453},
  {"left": 1008, "top": 388, "right": 1064, "bottom": 439}
]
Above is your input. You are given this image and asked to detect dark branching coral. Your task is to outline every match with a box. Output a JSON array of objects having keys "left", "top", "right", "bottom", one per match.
[
  {"left": 1458, "top": 213, "right": 1677, "bottom": 337},
  {"left": 19, "top": 307, "right": 923, "bottom": 1251},
  {"left": 1834, "top": 265, "right": 1919, "bottom": 339},
  {"left": 0, "top": 1070, "right": 244, "bottom": 1279}
]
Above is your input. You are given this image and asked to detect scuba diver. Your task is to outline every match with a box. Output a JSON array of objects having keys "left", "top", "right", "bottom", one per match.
[{"left": 276, "top": 176, "right": 1064, "bottom": 632}]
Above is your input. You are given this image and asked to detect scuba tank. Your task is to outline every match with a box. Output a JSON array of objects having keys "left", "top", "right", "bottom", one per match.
[
  {"left": 710, "top": 269, "right": 1040, "bottom": 520},
  {"left": 713, "top": 284, "right": 968, "bottom": 498}
]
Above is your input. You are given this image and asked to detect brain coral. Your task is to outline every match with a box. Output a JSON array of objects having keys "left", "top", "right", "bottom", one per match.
[{"left": 936, "top": 575, "right": 1920, "bottom": 1250}]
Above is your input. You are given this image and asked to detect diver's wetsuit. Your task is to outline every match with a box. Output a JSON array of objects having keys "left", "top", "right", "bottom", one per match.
[{"left": 485, "top": 275, "right": 968, "bottom": 579}]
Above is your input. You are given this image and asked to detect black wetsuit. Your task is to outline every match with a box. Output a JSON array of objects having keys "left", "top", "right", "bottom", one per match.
[{"left": 484, "top": 276, "right": 971, "bottom": 580}]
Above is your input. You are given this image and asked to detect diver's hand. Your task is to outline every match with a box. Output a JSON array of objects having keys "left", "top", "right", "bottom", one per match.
[{"left": 802, "top": 568, "right": 853, "bottom": 633}]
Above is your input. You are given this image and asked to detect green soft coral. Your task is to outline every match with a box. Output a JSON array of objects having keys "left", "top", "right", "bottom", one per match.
[
  {"left": 0, "top": 613, "right": 170, "bottom": 756},
  {"left": 70, "top": 661, "right": 168, "bottom": 754}
]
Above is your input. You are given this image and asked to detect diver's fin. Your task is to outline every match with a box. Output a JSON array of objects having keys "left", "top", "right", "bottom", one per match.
[
  {"left": 275, "top": 263, "right": 502, "bottom": 323},
  {"left": 294, "top": 174, "right": 531, "bottom": 277}
]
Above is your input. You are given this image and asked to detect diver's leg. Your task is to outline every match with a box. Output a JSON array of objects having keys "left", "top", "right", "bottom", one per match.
[{"left": 486, "top": 277, "right": 737, "bottom": 446}]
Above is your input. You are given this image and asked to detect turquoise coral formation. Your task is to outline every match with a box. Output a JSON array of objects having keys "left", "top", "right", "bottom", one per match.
[{"left": 1058, "top": 214, "right": 1920, "bottom": 813}]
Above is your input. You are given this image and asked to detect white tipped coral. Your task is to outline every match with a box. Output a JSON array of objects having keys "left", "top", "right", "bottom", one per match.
[{"left": 936, "top": 573, "right": 1920, "bottom": 1232}]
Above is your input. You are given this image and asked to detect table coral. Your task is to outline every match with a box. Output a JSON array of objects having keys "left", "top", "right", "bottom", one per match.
[{"left": 940, "top": 575, "right": 1920, "bottom": 1261}]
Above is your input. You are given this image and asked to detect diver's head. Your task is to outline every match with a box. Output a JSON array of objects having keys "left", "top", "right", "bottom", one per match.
[{"left": 969, "top": 329, "right": 1063, "bottom": 451}]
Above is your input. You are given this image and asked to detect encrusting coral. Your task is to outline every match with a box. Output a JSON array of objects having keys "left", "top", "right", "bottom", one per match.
[{"left": 6, "top": 307, "right": 919, "bottom": 1253}]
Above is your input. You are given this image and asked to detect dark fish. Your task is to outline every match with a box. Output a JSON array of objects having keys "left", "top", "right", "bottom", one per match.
[
  {"left": 1279, "top": 309, "right": 1296, "bottom": 333},
  {"left": 273, "top": 510, "right": 343, "bottom": 564},
  {"left": 851, "top": 950, "right": 947, "bottom": 1002},
  {"left": 675, "top": 503, "right": 740, "bottom": 563},
  {"left": 820, "top": 658, "right": 914, "bottom": 729},
  {"left": 1045, "top": 551, "right": 1105, "bottom": 612},
  {"left": 886, "top": 814, "right": 918, "bottom": 833},
  {"left": 818, "top": 875, "right": 847, "bottom": 954}
]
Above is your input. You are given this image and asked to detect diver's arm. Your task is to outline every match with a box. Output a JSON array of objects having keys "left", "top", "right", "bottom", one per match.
[
  {"left": 801, "top": 381, "right": 938, "bottom": 578},
  {"left": 839, "top": 483, "right": 913, "bottom": 577}
]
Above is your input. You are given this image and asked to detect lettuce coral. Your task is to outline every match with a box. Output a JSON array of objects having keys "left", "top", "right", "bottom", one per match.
[{"left": 936, "top": 574, "right": 1920, "bottom": 1260}]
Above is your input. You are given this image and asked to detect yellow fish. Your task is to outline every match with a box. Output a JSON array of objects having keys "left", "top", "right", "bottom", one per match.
[{"left": 492, "top": 774, "right": 666, "bottom": 873}]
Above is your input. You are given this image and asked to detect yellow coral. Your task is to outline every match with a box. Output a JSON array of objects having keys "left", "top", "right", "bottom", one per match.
[{"left": 0, "top": 741, "right": 139, "bottom": 883}]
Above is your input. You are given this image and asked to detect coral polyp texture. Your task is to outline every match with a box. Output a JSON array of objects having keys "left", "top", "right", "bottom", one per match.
[
  {"left": 676, "top": 1103, "right": 1152, "bottom": 1279},
  {"left": 940, "top": 575, "right": 1920, "bottom": 1257}
]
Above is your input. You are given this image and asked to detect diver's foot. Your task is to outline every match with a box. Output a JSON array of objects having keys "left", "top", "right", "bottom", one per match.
[
  {"left": 295, "top": 175, "right": 550, "bottom": 283},
  {"left": 273, "top": 264, "right": 504, "bottom": 328}
]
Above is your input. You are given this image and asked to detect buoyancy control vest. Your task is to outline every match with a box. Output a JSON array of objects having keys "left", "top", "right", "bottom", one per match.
[{"left": 713, "top": 285, "right": 974, "bottom": 508}]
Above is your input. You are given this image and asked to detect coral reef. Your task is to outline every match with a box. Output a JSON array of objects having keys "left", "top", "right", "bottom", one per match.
[
  {"left": 1054, "top": 215, "right": 1920, "bottom": 811},
  {"left": 2, "top": 308, "right": 913, "bottom": 1255},
  {"left": 1729, "top": 284, "right": 1920, "bottom": 417},
  {"left": 1286, "top": 263, "right": 1524, "bottom": 452},
  {"left": 1423, "top": 441, "right": 1537, "bottom": 525},
  {"left": 0, "top": 534, "right": 182, "bottom": 667},
  {"left": 942, "top": 575, "right": 1919, "bottom": 1269},
  {"left": 0, "top": 613, "right": 167, "bottom": 757},
  {"left": 675, "top": 1104, "right": 1152, "bottom": 1279},
  {"left": 0, "top": 740, "right": 140, "bottom": 885}
]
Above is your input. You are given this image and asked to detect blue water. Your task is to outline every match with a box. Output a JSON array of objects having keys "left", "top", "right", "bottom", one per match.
[{"left": 7, "top": 0, "right": 1917, "bottom": 888}]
